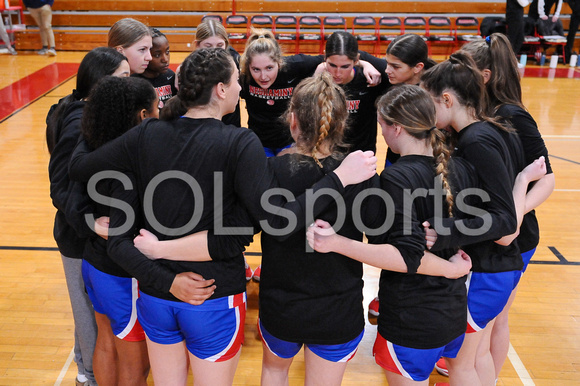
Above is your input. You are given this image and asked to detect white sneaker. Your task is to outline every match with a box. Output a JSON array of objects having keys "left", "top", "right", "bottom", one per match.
[
  {"left": 37, "top": 48, "right": 48, "bottom": 55},
  {"left": 47, "top": 48, "right": 57, "bottom": 56}
]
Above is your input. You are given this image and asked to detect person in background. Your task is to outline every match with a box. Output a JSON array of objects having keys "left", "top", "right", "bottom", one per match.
[
  {"left": 0, "top": 16, "right": 17, "bottom": 54},
  {"left": 528, "top": 0, "right": 564, "bottom": 22},
  {"left": 22, "top": 0, "right": 56, "bottom": 55},
  {"left": 133, "top": 28, "right": 177, "bottom": 109},
  {"left": 506, "top": 0, "right": 526, "bottom": 55},
  {"left": 108, "top": 18, "right": 152, "bottom": 75},
  {"left": 565, "top": 0, "right": 580, "bottom": 61},
  {"left": 167, "top": 19, "right": 242, "bottom": 127},
  {"left": 319, "top": 31, "right": 391, "bottom": 154}
]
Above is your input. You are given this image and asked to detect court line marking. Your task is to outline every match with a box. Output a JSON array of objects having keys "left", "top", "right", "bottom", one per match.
[
  {"left": 54, "top": 347, "right": 75, "bottom": 386},
  {"left": 0, "top": 63, "right": 78, "bottom": 123},
  {"left": 549, "top": 155, "right": 580, "bottom": 165},
  {"left": 509, "top": 343, "right": 535, "bottom": 385}
]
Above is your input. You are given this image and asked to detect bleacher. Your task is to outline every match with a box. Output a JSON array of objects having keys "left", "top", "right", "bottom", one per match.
[{"left": 5, "top": 0, "right": 578, "bottom": 56}]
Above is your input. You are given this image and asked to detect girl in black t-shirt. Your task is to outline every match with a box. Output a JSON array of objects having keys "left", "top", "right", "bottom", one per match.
[
  {"left": 134, "top": 28, "right": 178, "bottom": 109},
  {"left": 46, "top": 47, "right": 130, "bottom": 386},
  {"left": 308, "top": 85, "right": 473, "bottom": 384},
  {"left": 359, "top": 33, "right": 438, "bottom": 317},
  {"left": 319, "top": 31, "right": 391, "bottom": 154},
  {"left": 239, "top": 28, "right": 382, "bottom": 281},
  {"left": 80, "top": 76, "right": 158, "bottom": 385},
  {"left": 420, "top": 52, "right": 529, "bottom": 386},
  {"left": 461, "top": 32, "right": 554, "bottom": 381},
  {"left": 239, "top": 28, "right": 382, "bottom": 158}
]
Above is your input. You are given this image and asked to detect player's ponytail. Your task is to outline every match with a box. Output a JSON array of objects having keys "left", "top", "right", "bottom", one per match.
[
  {"left": 377, "top": 85, "right": 454, "bottom": 217},
  {"left": 287, "top": 72, "right": 347, "bottom": 166}
]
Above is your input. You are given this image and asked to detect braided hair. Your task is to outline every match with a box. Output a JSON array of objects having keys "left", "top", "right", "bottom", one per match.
[
  {"left": 377, "top": 85, "right": 455, "bottom": 217},
  {"left": 177, "top": 48, "right": 236, "bottom": 110},
  {"left": 288, "top": 71, "right": 347, "bottom": 167}
]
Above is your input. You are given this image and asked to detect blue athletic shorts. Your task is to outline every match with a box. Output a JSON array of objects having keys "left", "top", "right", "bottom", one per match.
[
  {"left": 466, "top": 270, "right": 520, "bottom": 333},
  {"left": 82, "top": 260, "right": 145, "bottom": 341},
  {"left": 373, "top": 332, "right": 465, "bottom": 382},
  {"left": 258, "top": 319, "right": 362, "bottom": 362},
  {"left": 137, "top": 291, "right": 246, "bottom": 362},
  {"left": 263, "top": 144, "right": 293, "bottom": 158},
  {"left": 513, "top": 248, "right": 536, "bottom": 286}
]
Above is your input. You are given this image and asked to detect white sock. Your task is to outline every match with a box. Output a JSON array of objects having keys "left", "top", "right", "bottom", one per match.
[{"left": 77, "top": 374, "right": 88, "bottom": 383}]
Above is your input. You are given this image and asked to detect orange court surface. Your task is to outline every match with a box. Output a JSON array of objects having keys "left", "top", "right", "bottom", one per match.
[{"left": 0, "top": 50, "right": 579, "bottom": 385}]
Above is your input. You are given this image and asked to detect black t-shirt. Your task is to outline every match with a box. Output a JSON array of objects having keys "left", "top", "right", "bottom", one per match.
[
  {"left": 82, "top": 175, "right": 139, "bottom": 278},
  {"left": 69, "top": 117, "right": 346, "bottom": 301},
  {"left": 431, "top": 122, "right": 525, "bottom": 273},
  {"left": 240, "top": 54, "right": 324, "bottom": 148},
  {"left": 133, "top": 69, "right": 178, "bottom": 109},
  {"left": 340, "top": 67, "right": 390, "bottom": 153},
  {"left": 370, "top": 155, "right": 471, "bottom": 349},
  {"left": 259, "top": 154, "right": 381, "bottom": 344},
  {"left": 496, "top": 103, "right": 552, "bottom": 253}
]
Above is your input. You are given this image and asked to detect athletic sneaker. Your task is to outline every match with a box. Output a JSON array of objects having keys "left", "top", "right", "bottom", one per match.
[
  {"left": 9, "top": 47, "right": 17, "bottom": 55},
  {"left": 47, "top": 48, "right": 57, "bottom": 56},
  {"left": 434, "top": 358, "right": 449, "bottom": 376},
  {"left": 368, "top": 297, "right": 380, "bottom": 316},
  {"left": 245, "top": 261, "right": 253, "bottom": 282},
  {"left": 252, "top": 265, "right": 261, "bottom": 282},
  {"left": 37, "top": 48, "right": 48, "bottom": 55}
]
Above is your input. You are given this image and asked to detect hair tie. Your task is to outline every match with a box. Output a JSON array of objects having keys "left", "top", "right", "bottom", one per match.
[
  {"left": 485, "top": 35, "right": 491, "bottom": 46},
  {"left": 429, "top": 126, "right": 437, "bottom": 132},
  {"left": 72, "top": 89, "right": 82, "bottom": 100},
  {"left": 258, "top": 34, "right": 266, "bottom": 39}
]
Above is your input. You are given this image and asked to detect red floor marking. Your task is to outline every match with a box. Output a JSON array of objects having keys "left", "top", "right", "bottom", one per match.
[{"left": 0, "top": 63, "right": 79, "bottom": 122}]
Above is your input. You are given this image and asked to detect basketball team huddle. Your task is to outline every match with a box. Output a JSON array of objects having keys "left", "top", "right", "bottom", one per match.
[{"left": 48, "top": 16, "right": 553, "bottom": 386}]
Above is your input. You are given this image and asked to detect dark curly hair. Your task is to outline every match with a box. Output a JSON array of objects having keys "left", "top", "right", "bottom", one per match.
[{"left": 82, "top": 76, "right": 157, "bottom": 149}]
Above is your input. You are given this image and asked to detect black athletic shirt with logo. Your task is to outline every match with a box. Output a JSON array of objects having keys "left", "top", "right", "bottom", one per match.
[
  {"left": 133, "top": 69, "right": 178, "bottom": 109},
  {"left": 339, "top": 67, "right": 390, "bottom": 153},
  {"left": 240, "top": 54, "right": 324, "bottom": 149}
]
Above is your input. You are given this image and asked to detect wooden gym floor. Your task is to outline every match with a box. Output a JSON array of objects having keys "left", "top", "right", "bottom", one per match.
[{"left": 0, "top": 51, "right": 579, "bottom": 385}]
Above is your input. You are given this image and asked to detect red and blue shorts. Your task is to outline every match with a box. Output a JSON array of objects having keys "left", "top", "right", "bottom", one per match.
[
  {"left": 373, "top": 332, "right": 465, "bottom": 382},
  {"left": 466, "top": 270, "right": 521, "bottom": 333},
  {"left": 82, "top": 260, "right": 145, "bottom": 341},
  {"left": 137, "top": 291, "right": 246, "bottom": 362},
  {"left": 258, "top": 319, "right": 362, "bottom": 362}
]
